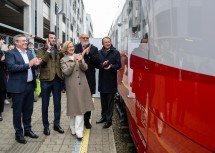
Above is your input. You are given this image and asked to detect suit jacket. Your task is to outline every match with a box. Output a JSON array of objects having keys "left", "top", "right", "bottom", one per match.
[
  {"left": 75, "top": 43, "right": 100, "bottom": 94},
  {"left": 38, "top": 46, "right": 64, "bottom": 81},
  {"left": 5, "top": 48, "right": 36, "bottom": 93}
]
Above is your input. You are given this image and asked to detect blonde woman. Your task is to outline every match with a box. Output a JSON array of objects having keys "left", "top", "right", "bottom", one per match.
[{"left": 60, "top": 41, "right": 94, "bottom": 140}]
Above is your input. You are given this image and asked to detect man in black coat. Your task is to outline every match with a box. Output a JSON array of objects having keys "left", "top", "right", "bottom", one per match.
[
  {"left": 0, "top": 38, "right": 7, "bottom": 122},
  {"left": 75, "top": 33, "right": 100, "bottom": 129},
  {"left": 97, "top": 37, "right": 121, "bottom": 128}
]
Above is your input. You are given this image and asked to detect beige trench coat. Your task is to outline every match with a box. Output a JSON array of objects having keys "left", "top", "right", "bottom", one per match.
[{"left": 60, "top": 55, "right": 94, "bottom": 116}]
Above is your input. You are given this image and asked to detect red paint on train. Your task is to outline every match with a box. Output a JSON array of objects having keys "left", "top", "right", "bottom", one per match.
[{"left": 118, "top": 54, "right": 215, "bottom": 153}]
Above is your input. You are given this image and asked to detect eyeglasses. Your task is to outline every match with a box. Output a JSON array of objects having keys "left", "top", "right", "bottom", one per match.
[
  {"left": 81, "top": 37, "right": 89, "bottom": 40},
  {"left": 68, "top": 46, "right": 74, "bottom": 48},
  {"left": 17, "top": 40, "right": 28, "bottom": 42}
]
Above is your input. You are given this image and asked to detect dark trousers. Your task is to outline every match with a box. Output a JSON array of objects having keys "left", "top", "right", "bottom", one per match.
[
  {"left": 100, "top": 93, "right": 115, "bottom": 122},
  {"left": 61, "top": 79, "right": 66, "bottom": 91},
  {"left": 6, "top": 92, "right": 11, "bottom": 99},
  {"left": 41, "top": 76, "right": 62, "bottom": 128},
  {"left": 84, "top": 111, "right": 91, "bottom": 124},
  {"left": 0, "top": 91, "right": 5, "bottom": 113},
  {"left": 11, "top": 83, "right": 34, "bottom": 136}
]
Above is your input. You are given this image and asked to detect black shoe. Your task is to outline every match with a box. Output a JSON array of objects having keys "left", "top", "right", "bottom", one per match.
[
  {"left": 0, "top": 115, "right": 2, "bottom": 122},
  {"left": 103, "top": 122, "right": 112, "bottom": 129},
  {"left": 24, "top": 131, "right": 39, "bottom": 138},
  {"left": 44, "top": 127, "right": 50, "bottom": 136},
  {"left": 96, "top": 118, "right": 106, "bottom": 124},
  {"left": 54, "top": 125, "right": 64, "bottom": 134},
  {"left": 15, "top": 135, "right": 27, "bottom": 144},
  {"left": 76, "top": 136, "right": 83, "bottom": 141},
  {"left": 85, "top": 122, "right": 92, "bottom": 129}
]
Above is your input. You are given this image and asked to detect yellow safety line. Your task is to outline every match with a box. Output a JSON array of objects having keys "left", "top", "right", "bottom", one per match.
[
  {"left": 79, "top": 128, "right": 90, "bottom": 153},
  {"left": 79, "top": 98, "right": 94, "bottom": 153}
]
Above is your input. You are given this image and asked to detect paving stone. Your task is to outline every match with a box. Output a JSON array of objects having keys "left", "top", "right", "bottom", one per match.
[{"left": 0, "top": 95, "right": 117, "bottom": 153}]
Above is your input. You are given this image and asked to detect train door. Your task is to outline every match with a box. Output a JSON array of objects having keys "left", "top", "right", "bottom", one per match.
[
  {"left": 128, "top": 38, "right": 149, "bottom": 153},
  {"left": 127, "top": 2, "right": 150, "bottom": 150}
]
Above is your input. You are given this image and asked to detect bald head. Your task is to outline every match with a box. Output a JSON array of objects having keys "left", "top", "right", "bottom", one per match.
[{"left": 79, "top": 33, "right": 89, "bottom": 38}]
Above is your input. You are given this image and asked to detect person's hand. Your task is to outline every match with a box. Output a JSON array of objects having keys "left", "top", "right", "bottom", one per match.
[
  {"left": 35, "top": 58, "right": 42, "bottom": 65},
  {"left": 57, "top": 39, "right": 61, "bottom": 50},
  {"left": 76, "top": 54, "right": 83, "bottom": 63},
  {"left": 85, "top": 45, "right": 91, "bottom": 55},
  {"left": 82, "top": 45, "right": 91, "bottom": 56},
  {"left": 29, "top": 58, "right": 38, "bottom": 67},
  {"left": 102, "top": 60, "right": 109, "bottom": 67},
  {"left": 46, "top": 38, "right": 51, "bottom": 50},
  {"left": 104, "top": 64, "right": 112, "bottom": 70},
  {"left": 1, "top": 54, "right": 5, "bottom": 61}
]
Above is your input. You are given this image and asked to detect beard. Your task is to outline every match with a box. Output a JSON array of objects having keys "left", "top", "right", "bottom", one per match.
[{"left": 81, "top": 42, "right": 89, "bottom": 46}]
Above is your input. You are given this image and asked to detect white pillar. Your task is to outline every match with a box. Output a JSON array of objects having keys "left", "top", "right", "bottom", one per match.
[
  {"left": 50, "top": 0, "right": 55, "bottom": 32},
  {"left": 23, "top": 5, "right": 32, "bottom": 34},
  {"left": 37, "top": 0, "right": 43, "bottom": 37}
]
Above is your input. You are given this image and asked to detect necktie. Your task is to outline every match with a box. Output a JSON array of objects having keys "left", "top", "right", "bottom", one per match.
[{"left": 82, "top": 45, "right": 86, "bottom": 51}]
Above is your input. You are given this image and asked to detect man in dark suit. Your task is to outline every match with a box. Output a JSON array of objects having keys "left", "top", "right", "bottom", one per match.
[
  {"left": 75, "top": 33, "right": 100, "bottom": 129},
  {"left": 5, "top": 34, "right": 41, "bottom": 144}
]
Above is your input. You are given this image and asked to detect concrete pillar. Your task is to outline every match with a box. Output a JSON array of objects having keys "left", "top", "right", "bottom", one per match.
[
  {"left": 59, "top": 15, "right": 63, "bottom": 41},
  {"left": 23, "top": 5, "right": 32, "bottom": 34},
  {"left": 37, "top": 0, "right": 43, "bottom": 38},
  {"left": 31, "top": 0, "right": 36, "bottom": 35},
  {"left": 50, "top": 0, "right": 55, "bottom": 31}
]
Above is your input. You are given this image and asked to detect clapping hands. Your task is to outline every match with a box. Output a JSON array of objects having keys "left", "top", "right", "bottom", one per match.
[
  {"left": 103, "top": 60, "right": 112, "bottom": 70},
  {"left": 75, "top": 54, "right": 83, "bottom": 63},
  {"left": 29, "top": 58, "right": 42, "bottom": 67},
  {"left": 82, "top": 45, "right": 91, "bottom": 56}
]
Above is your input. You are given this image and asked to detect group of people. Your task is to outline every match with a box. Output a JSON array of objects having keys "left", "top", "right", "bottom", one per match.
[{"left": 0, "top": 31, "right": 121, "bottom": 144}]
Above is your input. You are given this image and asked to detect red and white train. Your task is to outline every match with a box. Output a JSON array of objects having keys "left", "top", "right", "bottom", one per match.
[{"left": 109, "top": 0, "right": 215, "bottom": 152}]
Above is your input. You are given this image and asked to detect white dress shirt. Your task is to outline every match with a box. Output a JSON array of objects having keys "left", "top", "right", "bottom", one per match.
[{"left": 17, "top": 48, "right": 33, "bottom": 82}]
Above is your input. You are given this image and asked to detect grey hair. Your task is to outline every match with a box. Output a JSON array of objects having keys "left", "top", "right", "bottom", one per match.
[{"left": 13, "top": 34, "right": 26, "bottom": 44}]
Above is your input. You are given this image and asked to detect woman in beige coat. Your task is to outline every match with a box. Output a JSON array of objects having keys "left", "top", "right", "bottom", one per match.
[{"left": 60, "top": 41, "right": 94, "bottom": 140}]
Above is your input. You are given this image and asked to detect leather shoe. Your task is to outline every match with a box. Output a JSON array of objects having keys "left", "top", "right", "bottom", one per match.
[
  {"left": 54, "top": 125, "right": 64, "bottom": 134},
  {"left": 103, "top": 122, "right": 112, "bottom": 129},
  {"left": 44, "top": 127, "right": 50, "bottom": 136},
  {"left": 24, "top": 131, "right": 39, "bottom": 138},
  {"left": 15, "top": 135, "right": 27, "bottom": 144},
  {"left": 85, "top": 122, "right": 92, "bottom": 129},
  {"left": 96, "top": 118, "right": 106, "bottom": 124},
  {"left": 77, "top": 137, "right": 83, "bottom": 141}
]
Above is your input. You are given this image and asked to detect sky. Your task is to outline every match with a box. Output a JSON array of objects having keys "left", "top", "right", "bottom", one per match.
[{"left": 83, "top": 0, "right": 121, "bottom": 38}]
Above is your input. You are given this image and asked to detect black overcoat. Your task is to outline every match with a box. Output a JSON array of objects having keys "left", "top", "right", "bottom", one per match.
[{"left": 98, "top": 47, "right": 121, "bottom": 93}]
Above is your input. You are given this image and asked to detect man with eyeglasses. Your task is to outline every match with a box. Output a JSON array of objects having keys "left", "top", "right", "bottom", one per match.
[
  {"left": 5, "top": 34, "right": 42, "bottom": 144},
  {"left": 75, "top": 33, "right": 100, "bottom": 129}
]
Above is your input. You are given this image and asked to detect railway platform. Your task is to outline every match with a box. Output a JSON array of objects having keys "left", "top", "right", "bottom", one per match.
[{"left": 0, "top": 93, "right": 117, "bottom": 153}]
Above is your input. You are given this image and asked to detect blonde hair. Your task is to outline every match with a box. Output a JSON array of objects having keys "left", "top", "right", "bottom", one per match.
[{"left": 62, "top": 41, "right": 73, "bottom": 53}]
